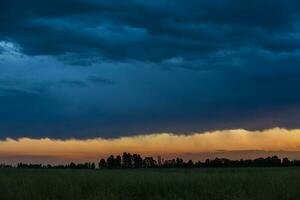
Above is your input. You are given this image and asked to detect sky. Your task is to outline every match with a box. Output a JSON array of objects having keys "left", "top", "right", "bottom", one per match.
[{"left": 1, "top": 0, "right": 300, "bottom": 163}]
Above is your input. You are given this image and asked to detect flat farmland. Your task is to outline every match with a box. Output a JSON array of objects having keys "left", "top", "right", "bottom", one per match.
[{"left": 0, "top": 168, "right": 299, "bottom": 200}]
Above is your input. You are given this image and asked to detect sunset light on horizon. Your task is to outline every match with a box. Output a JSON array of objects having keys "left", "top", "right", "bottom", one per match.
[
  {"left": 1, "top": 127, "right": 300, "bottom": 164},
  {"left": 1, "top": 0, "right": 300, "bottom": 165}
]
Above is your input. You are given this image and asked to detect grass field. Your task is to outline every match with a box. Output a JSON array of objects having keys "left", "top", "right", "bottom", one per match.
[{"left": 0, "top": 168, "right": 300, "bottom": 200}]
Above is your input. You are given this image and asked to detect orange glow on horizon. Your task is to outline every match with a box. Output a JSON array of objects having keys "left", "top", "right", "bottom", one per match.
[{"left": 1, "top": 127, "right": 300, "bottom": 164}]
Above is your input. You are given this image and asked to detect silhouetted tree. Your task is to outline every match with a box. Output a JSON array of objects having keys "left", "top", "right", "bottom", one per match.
[
  {"left": 133, "top": 154, "right": 143, "bottom": 168},
  {"left": 122, "top": 152, "right": 133, "bottom": 168},
  {"left": 157, "top": 156, "right": 162, "bottom": 166},
  {"left": 176, "top": 157, "right": 184, "bottom": 168},
  {"left": 91, "top": 162, "right": 96, "bottom": 169},
  {"left": 0, "top": 164, "right": 12, "bottom": 168},
  {"left": 143, "top": 157, "right": 156, "bottom": 168},
  {"left": 115, "top": 155, "right": 122, "bottom": 168},
  {"left": 186, "top": 160, "right": 194, "bottom": 168},
  {"left": 107, "top": 155, "right": 115, "bottom": 169},
  {"left": 99, "top": 159, "right": 107, "bottom": 169},
  {"left": 163, "top": 159, "right": 176, "bottom": 168},
  {"left": 10, "top": 153, "right": 300, "bottom": 169},
  {"left": 282, "top": 157, "right": 290, "bottom": 166}
]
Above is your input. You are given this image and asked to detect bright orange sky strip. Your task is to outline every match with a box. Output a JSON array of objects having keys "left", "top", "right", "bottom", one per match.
[{"left": 1, "top": 128, "right": 300, "bottom": 164}]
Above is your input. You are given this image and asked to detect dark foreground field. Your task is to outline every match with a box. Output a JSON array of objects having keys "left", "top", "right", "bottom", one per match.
[{"left": 0, "top": 168, "right": 300, "bottom": 200}]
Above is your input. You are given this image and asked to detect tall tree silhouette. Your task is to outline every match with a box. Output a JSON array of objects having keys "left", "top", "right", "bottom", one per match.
[
  {"left": 98, "top": 159, "right": 107, "bottom": 169},
  {"left": 115, "top": 155, "right": 122, "bottom": 168},
  {"left": 133, "top": 154, "right": 143, "bottom": 168},
  {"left": 107, "top": 155, "right": 115, "bottom": 169},
  {"left": 122, "top": 152, "right": 133, "bottom": 168},
  {"left": 176, "top": 157, "right": 184, "bottom": 168}
]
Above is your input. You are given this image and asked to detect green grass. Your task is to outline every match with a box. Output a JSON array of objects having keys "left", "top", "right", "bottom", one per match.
[{"left": 0, "top": 168, "right": 299, "bottom": 200}]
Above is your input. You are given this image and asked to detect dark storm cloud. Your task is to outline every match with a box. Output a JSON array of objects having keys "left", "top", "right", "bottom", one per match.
[
  {"left": 88, "top": 76, "right": 114, "bottom": 85},
  {"left": 58, "top": 80, "right": 87, "bottom": 87},
  {"left": 1, "top": 0, "right": 300, "bottom": 63},
  {"left": 1, "top": 0, "right": 300, "bottom": 138}
]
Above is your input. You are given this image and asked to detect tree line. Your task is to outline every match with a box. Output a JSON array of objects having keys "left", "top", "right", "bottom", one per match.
[
  {"left": 1, "top": 153, "right": 300, "bottom": 169},
  {"left": 97, "top": 153, "right": 300, "bottom": 168}
]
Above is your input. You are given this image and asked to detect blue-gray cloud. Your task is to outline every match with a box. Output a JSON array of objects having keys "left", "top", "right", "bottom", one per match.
[
  {"left": 1, "top": 0, "right": 300, "bottom": 63},
  {"left": 0, "top": 0, "right": 300, "bottom": 138}
]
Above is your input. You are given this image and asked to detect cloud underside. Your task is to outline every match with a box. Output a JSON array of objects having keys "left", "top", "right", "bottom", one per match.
[
  {"left": 1, "top": 1, "right": 300, "bottom": 138},
  {"left": 1, "top": 128, "right": 300, "bottom": 164},
  {"left": 1, "top": 0, "right": 300, "bottom": 63}
]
